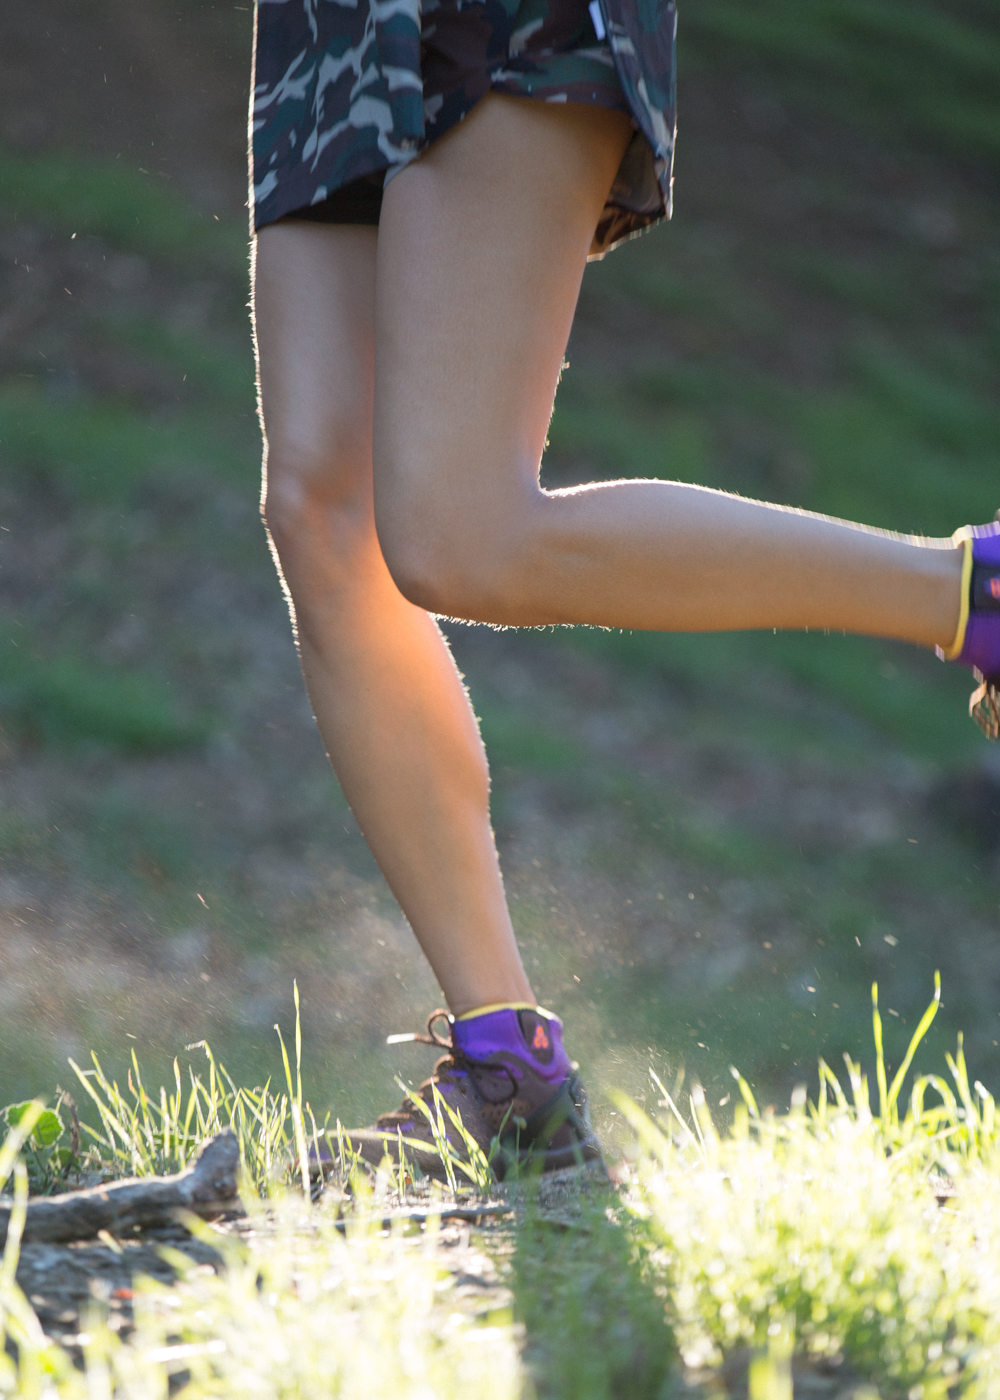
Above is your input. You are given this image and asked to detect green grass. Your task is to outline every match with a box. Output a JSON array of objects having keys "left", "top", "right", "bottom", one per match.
[
  {"left": 514, "top": 1199, "right": 677, "bottom": 1400},
  {"left": 0, "top": 627, "right": 206, "bottom": 753},
  {"left": 0, "top": 383, "right": 256, "bottom": 507},
  {"left": 93, "top": 314, "right": 256, "bottom": 406},
  {"left": 618, "top": 1034, "right": 1000, "bottom": 1399},
  {"left": 680, "top": 0, "right": 1000, "bottom": 169},
  {"left": 0, "top": 147, "right": 247, "bottom": 270},
  {"left": 4, "top": 981, "right": 1000, "bottom": 1398},
  {"left": 477, "top": 699, "right": 585, "bottom": 774},
  {"left": 549, "top": 623, "right": 981, "bottom": 767}
]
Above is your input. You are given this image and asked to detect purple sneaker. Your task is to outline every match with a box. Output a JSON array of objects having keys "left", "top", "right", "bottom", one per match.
[
  {"left": 937, "top": 518, "right": 1000, "bottom": 740},
  {"left": 335, "top": 1007, "right": 605, "bottom": 1183}
]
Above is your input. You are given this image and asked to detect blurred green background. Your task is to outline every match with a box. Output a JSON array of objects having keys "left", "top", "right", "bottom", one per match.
[{"left": 1, "top": 0, "right": 998, "bottom": 1142}]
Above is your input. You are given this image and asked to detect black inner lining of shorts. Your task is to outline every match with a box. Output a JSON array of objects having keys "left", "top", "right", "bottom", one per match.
[{"left": 282, "top": 170, "right": 386, "bottom": 227}]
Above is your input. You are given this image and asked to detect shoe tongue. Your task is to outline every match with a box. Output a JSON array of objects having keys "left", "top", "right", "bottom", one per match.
[
  {"left": 451, "top": 1006, "right": 572, "bottom": 1084},
  {"left": 973, "top": 563, "right": 1000, "bottom": 611},
  {"left": 517, "top": 1009, "right": 555, "bottom": 1065}
]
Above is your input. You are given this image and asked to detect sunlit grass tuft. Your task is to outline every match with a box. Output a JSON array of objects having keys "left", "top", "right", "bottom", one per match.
[
  {"left": 58, "top": 983, "right": 499, "bottom": 1203},
  {"left": 1, "top": 1190, "right": 522, "bottom": 1400},
  {"left": 114, "top": 1199, "right": 520, "bottom": 1400},
  {"left": 0, "top": 994, "right": 522, "bottom": 1399},
  {"left": 63, "top": 983, "right": 351, "bottom": 1198},
  {"left": 617, "top": 974, "right": 1000, "bottom": 1397}
]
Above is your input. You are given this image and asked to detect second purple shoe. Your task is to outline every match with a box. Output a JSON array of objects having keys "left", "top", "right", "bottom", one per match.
[{"left": 937, "top": 517, "right": 1000, "bottom": 740}]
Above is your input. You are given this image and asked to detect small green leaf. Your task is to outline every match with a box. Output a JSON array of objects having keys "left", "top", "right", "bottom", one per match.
[
  {"left": 4, "top": 1101, "right": 35, "bottom": 1128},
  {"left": 6, "top": 1101, "right": 64, "bottom": 1146},
  {"left": 32, "top": 1109, "right": 64, "bottom": 1147}
]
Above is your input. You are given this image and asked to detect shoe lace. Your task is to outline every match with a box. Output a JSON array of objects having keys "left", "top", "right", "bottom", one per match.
[
  {"left": 386, "top": 1007, "right": 455, "bottom": 1050},
  {"left": 383, "top": 1009, "right": 519, "bottom": 1113}
]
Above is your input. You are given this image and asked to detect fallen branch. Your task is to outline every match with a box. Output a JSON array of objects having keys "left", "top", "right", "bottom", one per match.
[{"left": 0, "top": 1131, "right": 242, "bottom": 1246}]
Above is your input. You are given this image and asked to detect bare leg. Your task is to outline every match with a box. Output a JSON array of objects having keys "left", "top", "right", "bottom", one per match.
[
  {"left": 373, "top": 95, "right": 965, "bottom": 648},
  {"left": 252, "top": 223, "right": 534, "bottom": 1015}
]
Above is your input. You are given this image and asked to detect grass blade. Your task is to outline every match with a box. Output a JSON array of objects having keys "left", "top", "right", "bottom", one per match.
[
  {"left": 649, "top": 1068, "right": 699, "bottom": 1147},
  {"left": 886, "top": 970, "right": 941, "bottom": 1117},
  {"left": 294, "top": 980, "right": 303, "bottom": 1112},
  {"left": 872, "top": 982, "right": 889, "bottom": 1124},
  {"left": 729, "top": 1065, "right": 760, "bottom": 1118}
]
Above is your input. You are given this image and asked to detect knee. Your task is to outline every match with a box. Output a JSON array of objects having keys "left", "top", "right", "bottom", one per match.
[
  {"left": 377, "top": 538, "right": 465, "bottom": 616},
  {"left": 262, "top": 438, "right": 372, "bottom": 579},
  {"left": 375, "top": 479, "right": 545, "bottom": 621}
]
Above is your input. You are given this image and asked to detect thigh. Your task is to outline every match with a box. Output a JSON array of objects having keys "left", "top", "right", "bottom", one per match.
[
  {"left": 372, "top": 94, "right": 632, "bottom": 545},
  {"left": 253, "top": 221, "right": 379, "bottom": 512}
]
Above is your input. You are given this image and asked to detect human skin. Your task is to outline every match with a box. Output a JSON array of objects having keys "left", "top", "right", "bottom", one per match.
[
  {"left": 253, "top": 224, "right": 535, "bottom": 1017},
  {"left": 253, "top": 94, "right": 964, "bottom": 1016}
]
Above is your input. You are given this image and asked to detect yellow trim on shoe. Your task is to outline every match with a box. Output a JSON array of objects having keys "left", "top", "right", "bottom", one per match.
[
  {"left": 455, "top": 1000, "right": 538, "bottom": 1021},
  {"left": 937, "top": 529, "right": 973, "bottom": 662}
]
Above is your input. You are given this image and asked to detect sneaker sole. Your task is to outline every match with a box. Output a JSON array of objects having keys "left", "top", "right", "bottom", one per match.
[
  {"left": 341, "top": 1127, "right": 607, "bottom": 1184},
  {"left": 493, "top": 1133, "right": 607, "bottom": 1182}
]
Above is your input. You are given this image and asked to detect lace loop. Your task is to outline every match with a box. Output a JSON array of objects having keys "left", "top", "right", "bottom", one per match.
[
  {"left": 385, "top": 1007, "right": 454, "bottom": 1048},
  {"left": 423, "top": 1008, "right": 455, "bottom": 1048}
]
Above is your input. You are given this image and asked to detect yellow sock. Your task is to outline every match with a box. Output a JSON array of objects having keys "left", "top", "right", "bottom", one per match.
[
  {"left": 939, "top": 529, "right": 973, "bottom": 661},
  {"left": 456, "top": 1001, "right": 553, "bottom": 1021}
]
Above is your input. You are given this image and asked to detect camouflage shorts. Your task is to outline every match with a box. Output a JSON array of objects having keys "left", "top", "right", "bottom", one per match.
[
  {"left": 283, "top": 0, "right": 630, "bottom": 235},
  {"left": 252, "top": 0, "right": 675, "bottom": 255}
]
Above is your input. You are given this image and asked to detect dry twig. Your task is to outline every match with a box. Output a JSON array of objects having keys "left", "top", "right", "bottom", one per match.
[{"left": 0, "top": 1131, "right": 242, "bottom": 1246}]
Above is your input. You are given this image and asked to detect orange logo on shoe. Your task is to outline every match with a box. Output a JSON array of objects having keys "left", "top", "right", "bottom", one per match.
[
  {"left": 532, "top": 1024, "right": 550, "bottom": 1051},
  {"left": 990, "top": 577, "right": 1000, "bottom": 601}
]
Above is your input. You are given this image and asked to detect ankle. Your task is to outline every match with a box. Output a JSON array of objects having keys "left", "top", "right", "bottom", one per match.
[
  {"left": 448, "top": 982, "right": 536, "bottom": 1018},
  {"left": 936, "top": 532, "right": 973, "bottom": 659},
  {"left": 454, "top": 999, "right": 536, "bottom": 1020},
  {"left": 936, "top": 520, "right": 1000, "bottom": 670}
]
